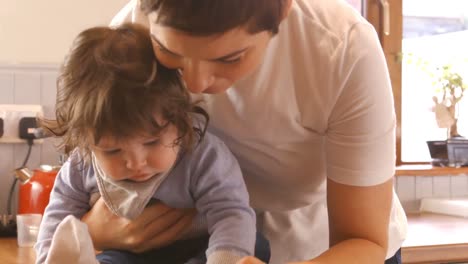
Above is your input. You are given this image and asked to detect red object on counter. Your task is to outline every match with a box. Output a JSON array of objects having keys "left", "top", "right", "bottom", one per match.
[{"left": 16, "top": 166, "right": 60, "bottom": 215}]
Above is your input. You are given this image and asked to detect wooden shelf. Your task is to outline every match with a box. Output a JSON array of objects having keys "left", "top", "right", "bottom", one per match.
[{"left": 396, "top": 164, "right": 468, "bottom": 176}]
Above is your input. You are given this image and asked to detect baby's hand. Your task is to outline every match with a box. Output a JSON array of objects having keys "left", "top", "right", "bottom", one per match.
[{"left": 236, "top": 256, "right": 266, "bottom": 264}]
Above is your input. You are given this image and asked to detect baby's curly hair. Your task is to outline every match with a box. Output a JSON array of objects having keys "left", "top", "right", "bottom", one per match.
[{"left": 41, "top": 23, "right": 208, "bottom": 159}]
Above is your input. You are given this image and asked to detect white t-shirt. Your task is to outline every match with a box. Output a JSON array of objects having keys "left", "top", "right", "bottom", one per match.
[{"left": 111, "top": 0, "right": 407, "bottom": 263}]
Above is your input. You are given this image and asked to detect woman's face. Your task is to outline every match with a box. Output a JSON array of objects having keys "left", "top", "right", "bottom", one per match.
[{"left": 148, "top": 13, "right": 273, "bottom": 94}]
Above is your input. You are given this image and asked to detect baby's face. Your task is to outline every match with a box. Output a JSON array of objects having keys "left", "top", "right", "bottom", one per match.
[{"left": 91, "top": 123, "right": 180, "bottom": 182}]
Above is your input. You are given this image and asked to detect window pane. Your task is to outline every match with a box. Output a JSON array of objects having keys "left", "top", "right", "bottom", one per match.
[{"left": 401, "top": 0, "right": 468, "bottom": 162}]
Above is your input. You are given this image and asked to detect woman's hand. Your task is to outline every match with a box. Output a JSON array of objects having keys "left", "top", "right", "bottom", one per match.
[
  {"left": 236, "top": 256, "right": 265, "bottom": 264},
  {"left": 82, "top": 198, "right": 196, "bottom": 253},
  {"left": 236, "top": 257, "right": 316, "bottom": 264}
]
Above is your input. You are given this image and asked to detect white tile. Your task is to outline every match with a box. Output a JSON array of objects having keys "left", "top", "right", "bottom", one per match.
[
  {"left": 41, "top": 138, "right": 62, "bottom": 165},
  {"left": 14, "top": 72, "right": 41, "bottom": 104},
  {"left": 433, "top": 176, "right": 451, "bottom": 198},
  {"left": 40, "top": 70, "right": 59, "bottom": 165},
  {"left": 396, "top": 176, "right": 416, "bottom": 201},
  {"left": 0, "top": 73, "right": 14, "bottom": 103},
  {"left": 0, "top": 144, "right": 15, "bottom": 214},
  {"left": 40, "top": 71, "right": 58, "bottom": 118},
  {"left": 0, "top": 144, "right": 14, "bottom": 175},
  {"left": 0, "top": 72, "right": 15, "bottom": 214},
  {"left": 415, "top": 176, "right": 433, "bottom": 199},
  {"left": 14, "top": 144, "right": 41, "bottom": 169},
  {"left": 396, "top": 176, "right": 416, "bottom": 211},
  {"left": 451, "top": 174, "right": 468, "bottom": 198},
  {"left": 40, "top": 71, "right": 61, "bottom": 166}
]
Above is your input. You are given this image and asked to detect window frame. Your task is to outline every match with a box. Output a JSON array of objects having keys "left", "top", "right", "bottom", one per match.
[
  {"left": 365, "top": 0, "right": 468, "bottom": 176},
  {"left": 366, "top": 0, "right": 420, "bottom": 166}
]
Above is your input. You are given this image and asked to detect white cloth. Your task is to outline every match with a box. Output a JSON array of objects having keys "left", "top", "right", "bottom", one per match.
[
  {"left": 44, "top": 215, "right": 98, "bottom": 264},
  {"left": 111, "top": 0, "right": 408, "bottom": 263},
  {"left": 92, "top": 153, "right": 171, "bottom": 219}
]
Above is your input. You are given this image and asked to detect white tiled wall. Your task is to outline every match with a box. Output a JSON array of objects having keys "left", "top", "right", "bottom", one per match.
[
  {"left": 0, "top": 64, "right": 61, "bottom": 215},
  {"left": 396, "top": 174, "right": 468, "bottom": 212}
]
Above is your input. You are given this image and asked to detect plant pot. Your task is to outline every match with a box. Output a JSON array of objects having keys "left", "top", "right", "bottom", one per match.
[
  {"left": 447, "top": 137, "right": 468, "bottom": 167},
  {"left": 427, "top": 138, "right": 468, "bottom": 167},
  {"left": 426, "top": 140, "right": 449, "bottom": 167}
]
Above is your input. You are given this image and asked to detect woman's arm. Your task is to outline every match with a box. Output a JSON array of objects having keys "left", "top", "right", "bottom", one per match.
[
  {"left": 304, "top": 178, "right": 393, "bottom": 263},
  {"left": 301, "top": 18, "right": 396, "bottom": 264},
  {"left": 82, "top": 198, "right": 196, "bottom": 253},
  {"left": 237, "top": 178, "right": 393, "bottom": 264}
]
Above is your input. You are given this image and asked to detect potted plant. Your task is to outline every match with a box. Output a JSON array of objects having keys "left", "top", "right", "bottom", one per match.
[
  {"left": 427, "top": 62, "right": 468, "bottom": 166},
  {"left": 430, "top": 64, "right": 467, "bottom": 138},
  {"left": 402, "top": 53, "right": 468, "bottom": 165}
]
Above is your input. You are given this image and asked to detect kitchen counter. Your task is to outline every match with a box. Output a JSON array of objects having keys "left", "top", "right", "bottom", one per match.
[
  {"left": 402, "top": 212, "right": 468, "bottom": 263},
  {"left": 0, "top": 213, "right": 467, "bottom": 263},
  {"left": 0, "top": 238, "right": 35, "bottom": 264}
]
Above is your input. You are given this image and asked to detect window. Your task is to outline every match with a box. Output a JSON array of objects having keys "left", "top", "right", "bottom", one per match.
[{"left": 366, "top": 0, "right": 468, "bottom": 165}]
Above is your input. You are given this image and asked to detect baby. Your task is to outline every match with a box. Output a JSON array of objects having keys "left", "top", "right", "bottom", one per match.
[{"left": 35, "top": 23, "right": 266, "bottom": 264}]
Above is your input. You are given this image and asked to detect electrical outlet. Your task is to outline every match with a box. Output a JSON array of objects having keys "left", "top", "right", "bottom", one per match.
[
  {"left": 19, "top": 117, "right": 38, "bottom": 140},
  {"left": 0, "top": 104, "right": 44, "bottom": 144}
]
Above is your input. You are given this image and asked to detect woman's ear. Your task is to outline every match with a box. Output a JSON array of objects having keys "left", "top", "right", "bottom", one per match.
[{"left": 281, "top": 0, "right": 294, "bottom": 21}]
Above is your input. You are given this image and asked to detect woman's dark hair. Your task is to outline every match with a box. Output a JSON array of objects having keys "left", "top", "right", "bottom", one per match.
[
  {"left": 140, "top": 0, "right": 288, "bottom": 35},
  {"left": 40, "top": 23, "right": 208, "bottom": 159}
]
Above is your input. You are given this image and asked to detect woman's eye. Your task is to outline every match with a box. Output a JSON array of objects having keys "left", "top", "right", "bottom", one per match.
[
  {"left": 154, "top": 49, "right": 183, "bottom": 69},
  {"left": 218, "top": 56, "right": 243, "bottom": 64},
  {"left": 156, "top": 45, "right": 178, "bottom": 57}
]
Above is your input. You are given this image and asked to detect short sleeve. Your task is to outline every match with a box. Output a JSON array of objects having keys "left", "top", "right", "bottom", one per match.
[
  {"left": 110, "top": 0, "right": 149, "bottom": 27},
  {"left": 326, "top": 22, "right": 396, "bottom": 186}
]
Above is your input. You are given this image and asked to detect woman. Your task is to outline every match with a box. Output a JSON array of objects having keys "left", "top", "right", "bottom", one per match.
[{"left": 83, "top": 0, "right": 407, "bottom": 263}]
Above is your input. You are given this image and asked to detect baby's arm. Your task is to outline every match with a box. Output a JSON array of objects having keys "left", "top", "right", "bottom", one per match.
[
  {"left": 35, "top": 152, "right": 93, "bottom": 264},
  {"left": 190, "top": 135, "right": 256, "bottom": 264}
]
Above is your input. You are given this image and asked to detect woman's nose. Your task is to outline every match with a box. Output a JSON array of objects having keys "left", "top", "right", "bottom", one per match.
[{"left": 181, "top": 61, "right": 215, "bottom": 93}]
